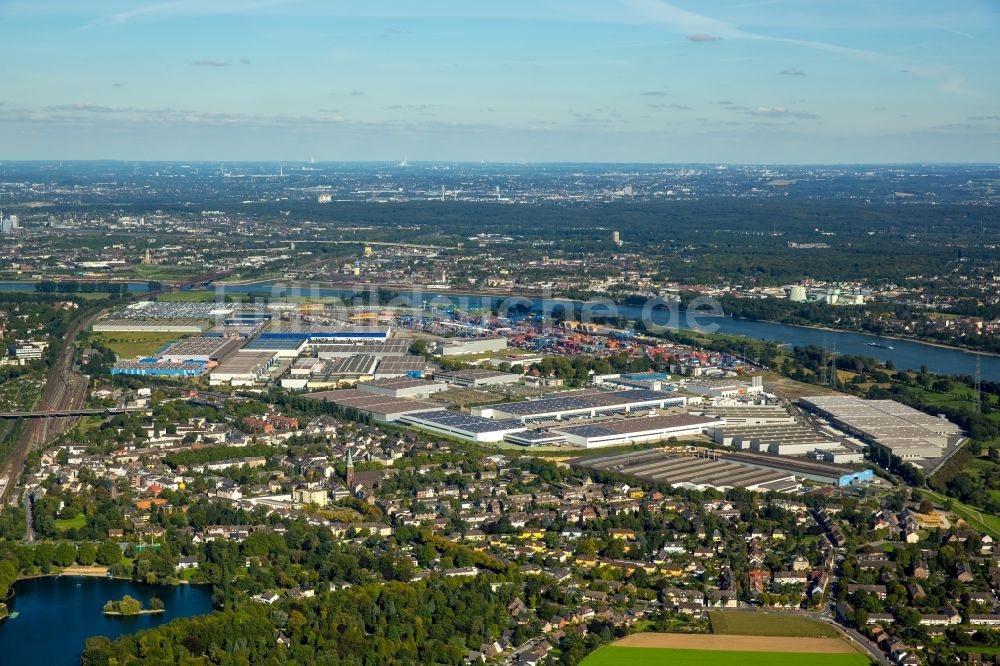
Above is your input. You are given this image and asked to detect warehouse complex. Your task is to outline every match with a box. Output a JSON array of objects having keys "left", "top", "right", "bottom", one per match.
[
  {"left": 304, "top": 389, "right": 442, "bottom": 422},
  {"left": 474, "top": 389, "right": 686, "bottom": 423},
  {"left": 571, "top": 450, "right": 800, "bottom": 493},
  {"left": 551, "top": 414, "right": 723, "bottom": 448},
  {"left": 398, "top": 410, "right": 526, "bottom": 443},
  {"left": 798, "top": 395, "right": 962, "bottom": 460}
]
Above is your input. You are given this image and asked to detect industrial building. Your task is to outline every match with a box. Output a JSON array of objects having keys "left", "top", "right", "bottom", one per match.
[
  {"left": 600, "top": 372, "right": 672, "bottom": 391},
  {"left": 798, "top": 396, "right": 961, "bottom": 460},
  {"left": 571, "top": 450, "right": 799, "bottom": 494},
  {"left": 696, "top": 404, "right": 796, "bottom": 426},
  {"left": 504, "top": 430, "right": 568, "bottom": 446},
  {"left": 436, "top": 368, "right": 520, "bottom": 387},
  {"left": 357, "top": 378, "right": 447, "bottom": 399},
  {"left": 684, "top": 376, "right": 765, "bottom": 399},
  {"left": 372, "top": 357, "right": 430, "bottom": 379},
  {"left": 435, "top": 337, "right": 508, "bottom": 356},
  {"left": 720, "top": 451, "right": 874, "bottom": 487},
  {"left": 397, "top": 410, "right": 526, "bottom": 443},
  {"left": 552, "top": 414, "right": 723, "bottom": 449},
  {"left": 304, "top": 389, "right": 441, "bottom": 422},
  {"left": 709, "top": 423, "right": 843, "bottom": 456},
  {"left": 260, "top": 323, "right": 391, "bottom": 343},
  {"left": 111, "top": 360, "right": 207, "bottom": 377},
  {"left": 209, "top": 352, "right": 278, "bottom": 386},
  {"left": 238, "top": 337, "right": 308, "bottom": 358},
  {"left": 474, "top": 389, "right": 686, "bottom": 423},
  {"left": 315, "top": 341, "right": 411, "bottom": 359},
  {"left": 159, "top": 336, "right": 240, "bottom": 363},
  {"left": 94, "top": 318, "right": 209, "bottom": 334}
]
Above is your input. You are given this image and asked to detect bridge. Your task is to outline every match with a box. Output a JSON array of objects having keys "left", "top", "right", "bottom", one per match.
[{"left": 0, "top": 407, "right": 148, "bottom": 419}]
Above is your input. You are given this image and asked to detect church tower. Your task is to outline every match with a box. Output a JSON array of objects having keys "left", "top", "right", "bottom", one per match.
[{"left": 346, "top": 449, "right": 354, "bottom": 487}]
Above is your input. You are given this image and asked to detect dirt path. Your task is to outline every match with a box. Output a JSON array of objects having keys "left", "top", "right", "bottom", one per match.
[{"left": 614, "top": 633, "right": 855, "bottom": 653}]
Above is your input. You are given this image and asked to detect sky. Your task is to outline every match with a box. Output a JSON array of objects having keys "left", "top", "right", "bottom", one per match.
[{"left": 1, "top": 0, "right": 998, "bottom": 163}]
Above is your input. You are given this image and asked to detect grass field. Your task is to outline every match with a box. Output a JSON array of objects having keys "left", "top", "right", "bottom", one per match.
[
  {"left": 54, "top": 514, "right": 86, "bottom": 531},
  {"left": 709, "top": 612, "right": 840, "bottom": 638},
  {"left": 919, "top": 488, "right": 1000, "bottom": 540},
  {"left": 93, "top": 331, "right": 188, "bottom": 358},
  {"left": 157, "top": 290, "right": 222, "bottom": 302},
  {"left": 580, "top": 646, "right": 869, "bottom": 666}
]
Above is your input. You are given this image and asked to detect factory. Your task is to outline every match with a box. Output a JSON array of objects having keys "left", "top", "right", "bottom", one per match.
[
  {"left": 435, "top": 336, "right": 508, "bottom": 356},
  {"left": 709, "top": 423, "right": 844, "bottom": 457},
  {"left": 357, "top": 378, "right": 447, "bottom": 399},
  {"left": 696, "top": 404, "right": 796, "bottom": 426},
  {"left": 238, "top": 337, "right": 308, "bottom": 358},
  {"left": 260, "top": 323, "right": 391, "bottom": 343},
  {"left": 684, "top": 375, "right": 765, "bottom": 399},
  {"left": 209, "top": 352, "right": 278, "bottom": 386},
  {"left": 474, "top": 389, "right": 686, "bottom": 423},
  {"left": 571, "top": 449, "right": 800, "bottom": 493},
  {"left": 798, "top": 396, "right": 962, "bottom": 460},
  {"left": 159, "top": 336, "right": 241, "bottom": 363},
  {"left": 721, "top": 451, "right": 874, "bottom": 487},
  {"left": 397, "top": 410, "right": 526, "bottom": 443},
  {"left": 436, "top": 368, "right": 520, "bottom": 387},
  {"left": 304, "top": 389, "right": 442, "bottom": 422},
  {"left": 372, "top": 357, "right": 430, "bottom": 379},
  {"left": 551, "top": 414, "right": 723, "bottom": 449},
  {"left": 111, "top": 360, "right": 207, "bottom": 377},
  {"left": 599, "top": 372, "right": 672, "bottom": 391},
  {"left": 315, "top": 341, "right": 411, "bottom": 359}
]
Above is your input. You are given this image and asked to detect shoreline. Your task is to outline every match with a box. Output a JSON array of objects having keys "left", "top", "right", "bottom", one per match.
[
  {"left": 736, "top": 317, "right": 1000, "bottom": 359},
  {"left": 205, "top": 278, "right": 999, "bottom": 359},
  {"left": 103, "top": 609, "right": 165, "bottom": 616}
]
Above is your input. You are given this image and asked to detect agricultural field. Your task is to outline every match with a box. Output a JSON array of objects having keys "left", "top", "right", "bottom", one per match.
[
  {"left": 580, "top": 633, "right": 870, "bottom": 666},
  {"left": 92, "top": 331, "right": 189, "bottom": 359},
  {"left": 709, "top": 611, "right": 840, "bottom": 638}
]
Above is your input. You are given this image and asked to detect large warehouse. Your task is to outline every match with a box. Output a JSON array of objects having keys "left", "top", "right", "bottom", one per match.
[
  {"left": 397, "top": 410, "right": 526, "bottom": 443},
  {"left": 435, "top": 337, "right": 508, "bottom": 356},
  {"left": 552, "top": 414, "right": 723, "bottom": 448},
  {"left": 474, "top": 389, "right": 686, "bottom": 423},
  {"left": 260, "top": 323, "right": 391, "bottom": 343},
  {"left": 209, "top": 352, "right": 278, "bottom": 386},
  {"left": 159, "top": 337, "right": 241, "bottom": 363},
  {"left": 304, "top": 389, "right": 442, "bottom": 422},
  {"left": 710, "top": 423, "right": 843, "bottom": 456},
  {"left": 357, "top": 378, "right": 447, "bottom": 399},
  {"left": 436, "top": 368, "right": 520, "bottom": 387},
  {"left": 799, "top": 396, "right": 961, "bottom": 460},
  {"left": 315, "top": 341, "right": 411, "bottom": 359},
  {"left": 238, "top": 337, "right": 308, "bottom": 358},
  {"left": 571, "top": 449, "right": 799, "bottom": 494}
]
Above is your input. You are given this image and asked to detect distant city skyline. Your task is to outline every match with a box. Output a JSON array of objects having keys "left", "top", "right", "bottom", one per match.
[{"left": 2, "top": 0, "right": 998, "bottom": 163}]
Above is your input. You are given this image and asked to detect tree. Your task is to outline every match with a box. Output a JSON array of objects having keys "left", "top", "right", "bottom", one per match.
[
  {"left": 54, "top": 542, "right": 77, "bottom": 568},
  {"left": 78, "top": 543, "right": 97, "bottom": 565},
  {"left": 96, "top": 540, "right": 122, "bottom": 566}
]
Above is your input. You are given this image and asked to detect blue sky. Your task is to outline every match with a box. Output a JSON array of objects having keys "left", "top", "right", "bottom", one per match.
[{"left": 1, "top": 0, "right": 998, "bottom": 162}]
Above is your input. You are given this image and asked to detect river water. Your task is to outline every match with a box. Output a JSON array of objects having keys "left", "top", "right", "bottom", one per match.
[
  {"left": 0, "top": 577, "right": 214, "bottom": 665},
  {"left": 216, "top": 281, "right": 1000, "bottom": 382}
]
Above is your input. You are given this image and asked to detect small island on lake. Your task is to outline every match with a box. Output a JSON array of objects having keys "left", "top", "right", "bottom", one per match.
[{"left": 102, "top": 594, "right": 164, "bottom": 616}]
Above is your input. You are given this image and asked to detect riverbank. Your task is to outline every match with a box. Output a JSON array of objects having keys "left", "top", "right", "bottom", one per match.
[
  {"left": 17, "top": 565, "right": 111, "bottom": 581},
  {"left": 731, "top": 316, "right": 1000, "bottom": 359}
]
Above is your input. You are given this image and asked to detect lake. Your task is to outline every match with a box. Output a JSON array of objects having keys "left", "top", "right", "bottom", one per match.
[
  {"left": 216, "top": 280, "right": 1000, "bottom": 382},
  {"left": 0, "top": 577, "right": 214, "bottom": 665}
]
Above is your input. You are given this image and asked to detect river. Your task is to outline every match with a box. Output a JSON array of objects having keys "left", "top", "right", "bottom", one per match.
[
  {"left": 0, "top": 281, "right": 150, "bottom": 292},
  {"left": 215, "top": 280, "right": 1000, "bottom": 382},
  {"left": 0, "top": 577, "right": 214, "bottom": 665}
]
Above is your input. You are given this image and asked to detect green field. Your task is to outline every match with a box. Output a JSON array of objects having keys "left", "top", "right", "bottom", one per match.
[
  {"left": 157, "top": 290, "right": 222, "bottom": 302},
  {"left": 580, "top": 646, "right": 869, "bottom": 666},
  {"left": 709, "top": 612, "right": 840, "bottom": 638},
  {"left": 93, "top": 331, "right": 188, "bottom": 359},
  {"left": 54, "top": 514, "right": 87, "bottom": 531},
  {"left": 919, "top": 488, "right": 1000, "bottom": 540}
]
